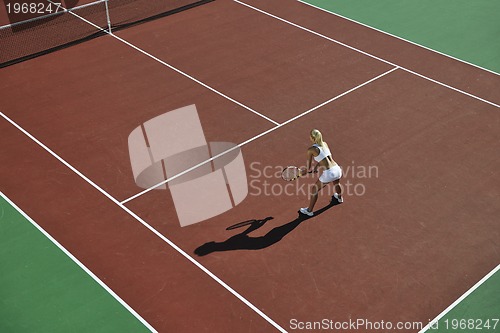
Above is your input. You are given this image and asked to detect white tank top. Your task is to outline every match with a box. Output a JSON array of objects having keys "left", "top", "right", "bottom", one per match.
[{"left": 313, "top": 144, "right": 331, "bottom": 162}]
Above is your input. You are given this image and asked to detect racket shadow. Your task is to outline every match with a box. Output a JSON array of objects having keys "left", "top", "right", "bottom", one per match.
[{"left": 193, "top": 200, "right": 340, "bottom": 256}]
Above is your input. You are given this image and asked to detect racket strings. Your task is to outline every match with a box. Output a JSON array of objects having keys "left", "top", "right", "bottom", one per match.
[{"left": 282, "top": 167, "right": 300, "bottom": 181}]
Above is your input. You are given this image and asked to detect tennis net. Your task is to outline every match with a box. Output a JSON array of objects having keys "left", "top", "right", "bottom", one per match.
[{"left": 0, "top": 0, "right": 212, "bottom": 67}]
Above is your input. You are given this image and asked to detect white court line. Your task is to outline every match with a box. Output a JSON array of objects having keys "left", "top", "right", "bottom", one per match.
[
  {"left": 420, "top": 263, "right": 500, "bottom": 333},
  {"left": 2, "top": 65, "right": 397, "bottom": 333},
  {"left": 45, "top": 1, "right": 279, "bottom": 126},
  {"left": 233, "top": 0, "right": 500, "bottom": 109},
  {"left": 0, "top": 191, "right": 158, "bottom": 333},
  {"left": 0, "top": 111, "right": 288, "bottom": 333},
  {"left": 121, "top": 66, "right": 399, "bottom": 204},
  {"left": 298, "top": 0, "right": 500, "bottom": 77},
  {"left": 0, "top": 0, "right": 106, "bottom": 29},
  {"left": 113, "top": 34, "right": 280, "bottom": 125}
]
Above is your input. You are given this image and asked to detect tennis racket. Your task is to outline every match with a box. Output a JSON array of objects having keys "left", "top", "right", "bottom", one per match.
[{"left": 281, "top": 166, "right": 306, "bottom": 181}]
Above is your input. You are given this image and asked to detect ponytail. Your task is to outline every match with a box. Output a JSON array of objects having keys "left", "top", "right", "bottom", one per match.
[{"left": 310, "top": 129, "right": 323, "bottom": 146}]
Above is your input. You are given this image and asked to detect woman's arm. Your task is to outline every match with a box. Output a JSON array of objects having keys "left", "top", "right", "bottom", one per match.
[
  {"left": 306, "top": 147, "right": 314, "bottom": 172},
  {"left": 307, "top": 147, "right": 320, "bottom": 174},
  {"left": 312, "top": 161, "right": 319, "bottom": 173}
]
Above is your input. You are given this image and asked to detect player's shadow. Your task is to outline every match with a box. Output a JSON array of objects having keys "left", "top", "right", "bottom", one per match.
[{"left": 194, "top": 199, "right": 341, "bottom": 256}]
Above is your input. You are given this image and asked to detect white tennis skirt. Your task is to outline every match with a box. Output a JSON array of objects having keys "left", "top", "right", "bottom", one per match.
[{"left": 319, "top": 165, "right": 342, "bottom": 183}]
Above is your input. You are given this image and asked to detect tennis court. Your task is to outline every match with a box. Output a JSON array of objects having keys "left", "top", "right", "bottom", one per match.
[{"left": 1, "top": 0, "right": 499, "bottom": 332}]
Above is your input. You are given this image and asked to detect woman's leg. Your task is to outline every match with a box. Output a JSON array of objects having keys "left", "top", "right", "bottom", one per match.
[
  {"left": 333, "top": 179, "right": 342, "bottom": 199},
  {"left": 308, "top": 179, "right": 326, "bottom": 211}
]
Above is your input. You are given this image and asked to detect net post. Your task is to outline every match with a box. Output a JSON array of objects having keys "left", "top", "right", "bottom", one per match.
[{"left": 104, "top": 0, "right": 112, "bottom": 33}]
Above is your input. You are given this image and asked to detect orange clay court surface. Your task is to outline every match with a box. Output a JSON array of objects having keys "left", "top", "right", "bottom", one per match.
[{"left": 1, "top": 0, "right": 499, "bottom": 332}]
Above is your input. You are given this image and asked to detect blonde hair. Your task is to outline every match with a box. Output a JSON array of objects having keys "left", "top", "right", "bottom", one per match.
[{"left": 310, "top": 129, "right": 324, "bottom": 146}]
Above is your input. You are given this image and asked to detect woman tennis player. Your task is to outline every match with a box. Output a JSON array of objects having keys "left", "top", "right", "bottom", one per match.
[{"left": 300, "top": 129, "right": 343, "bottom": 216}]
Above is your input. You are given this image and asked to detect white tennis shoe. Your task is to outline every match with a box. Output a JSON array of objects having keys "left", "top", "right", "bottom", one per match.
[
  {"left": 299, "top": 207, "right": 313, "bottom": 216},
  {"left": 333, "top": 193, "right": 343, "bottom": 203}
]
